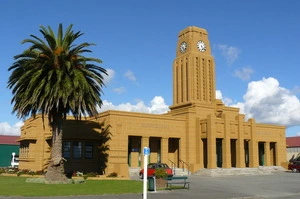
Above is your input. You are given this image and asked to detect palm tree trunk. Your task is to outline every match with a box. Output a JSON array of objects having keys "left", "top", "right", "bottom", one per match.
[{"left": 45, "top": 112, "right": 68, "bottom": 182}]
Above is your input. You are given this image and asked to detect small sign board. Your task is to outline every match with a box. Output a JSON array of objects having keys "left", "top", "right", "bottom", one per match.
[{"left": 143, "top": 147, "right": 150, "bottom": 155}]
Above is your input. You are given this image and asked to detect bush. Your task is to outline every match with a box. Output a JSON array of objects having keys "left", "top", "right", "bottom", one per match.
[
  {"left": 154, "top": 168, "right": 167, "bottom": 179},
  {"left": 107, "top": 172, "right": 118, "bottom": 177}
]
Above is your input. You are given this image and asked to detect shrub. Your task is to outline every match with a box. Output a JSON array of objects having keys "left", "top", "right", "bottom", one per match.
[
  {"left": 154, "top": 168, "right": 167, "bottom": 179},
  {"left": 107, "top": 172, "right": 118, "bottom": 177}
]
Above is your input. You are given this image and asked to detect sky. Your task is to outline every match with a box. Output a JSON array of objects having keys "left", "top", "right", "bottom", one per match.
[{"left": 1, "top": 0, "right": 300, "bottom": 137}]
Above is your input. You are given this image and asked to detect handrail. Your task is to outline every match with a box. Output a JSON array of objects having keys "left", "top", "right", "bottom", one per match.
[
  {"left": 168, "top": 159, "right": 177, "bottom": 175},
  {"left": 179, "top": 159, "right": 190, "bottom": 175}
]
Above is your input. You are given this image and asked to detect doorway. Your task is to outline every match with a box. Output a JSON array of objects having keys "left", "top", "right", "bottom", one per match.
[
  {"left": 244, "top": 140, "right": 249, "bottom": 167},
  {"left": 230, "top": 139, "right": 237, "bottom": 167},
  {"left": 270, "top": 142, "right": 276, "bottom": 166},
  {"left": 169, "top": 138, "right": 180, "bottom": 167},
  {"left": 258, "top": 142, "right": 265, "bottom": 166},
  {"left": 216, "top": 139, "right": 223, "bottom": 167},
  {"left": 202, "top": 139, "right": 208, "bottom": 168},
  {"left": 150, "top": 137, "right": 161, "bottom": 163},
  {"left": 128, "top": 136, "right": 141, "bottom": 167}
]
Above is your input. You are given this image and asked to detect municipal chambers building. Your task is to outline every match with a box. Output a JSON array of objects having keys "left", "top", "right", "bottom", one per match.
[{"left": 18, "top": 26, "right": 286, "bottom": 177}]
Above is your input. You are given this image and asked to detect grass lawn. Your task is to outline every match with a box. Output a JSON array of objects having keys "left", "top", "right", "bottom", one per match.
[{"left": 0, "top": 176, "right": 143, "bottom": 196}]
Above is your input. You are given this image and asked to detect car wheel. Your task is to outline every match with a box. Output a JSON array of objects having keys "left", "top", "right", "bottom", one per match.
[{"left": 292, "top": 168, "right": 298, "bottom": 173}]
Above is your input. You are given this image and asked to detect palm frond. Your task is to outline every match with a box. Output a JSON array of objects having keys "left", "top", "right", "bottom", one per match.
[{"left": 7, "top": 24, "right": 107, "bottom": 122}]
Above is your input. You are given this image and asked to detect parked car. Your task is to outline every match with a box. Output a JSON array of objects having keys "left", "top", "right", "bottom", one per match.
[
  {"left": 288, "top": 161, "right": 300, "bottom": 172},
  {"left": 139, "top": 163, "right": 173, "bottom": 178},
  {"left": 288, "top": 153, "right": 300, "bottom": 172}
]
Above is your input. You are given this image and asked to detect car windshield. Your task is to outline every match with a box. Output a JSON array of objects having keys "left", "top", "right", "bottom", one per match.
[
  {"left": 147, "top": 163, "right": 169, "bottom": 169},
  {"left": 159, "top": 164, "right": 169, "bottom": 168},
  {"left": 147, "top": 164, "right": 155, "bottom": 169}
]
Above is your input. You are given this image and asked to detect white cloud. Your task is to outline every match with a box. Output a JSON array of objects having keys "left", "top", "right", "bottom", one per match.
[
  {"left": 216, "top": 90, "right": 223, "bottom": 99},
  {"left": 217, "top": 44, "right": 240, "bottom": 65},
  {"left": 113, "top": 87, "right": 126, "bottom": 94},
  {"left": 99, "top": 96, "right": 169, "bottom": 114},
  {"left": 103, "top": 68, "right": 115, "bottom": 85},
  {"left": 0, "top": 121, "right": 23, "bottom": 136},
  {"left": 124, "top": 70, "right": 136, "bottom": 82},
  {"left": 234, "top": 66, "right": 253, "bottom": 81},
  {"left": 243, "top": 77, "right": 300, "bottom": 126},
  {"left": 148, "top": 96, "right": 170, "bottom": 114},
  {"left": 218, "top": 77, "right": 300, "bottom": 127}
]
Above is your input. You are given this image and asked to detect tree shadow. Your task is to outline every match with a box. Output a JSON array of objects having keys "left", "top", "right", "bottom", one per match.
[{"left": 62, "top": 119, "right": 111, "bottom": 176}]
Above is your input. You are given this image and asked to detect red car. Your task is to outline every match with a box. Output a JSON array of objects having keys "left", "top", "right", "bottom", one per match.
[
  {"left": 139, "top": 163, "right": 173, "bottom": 178},
  {"left": 288, "top": 161, "right": 300, "bottom": 172},
  {"left": 288, "top": 153, "right": 300, "bottom": 172}
]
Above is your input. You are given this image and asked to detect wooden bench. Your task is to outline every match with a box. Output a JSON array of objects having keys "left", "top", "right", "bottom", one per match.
[{"left": 165, "top": 176, "right": 190, "bottom": 190}]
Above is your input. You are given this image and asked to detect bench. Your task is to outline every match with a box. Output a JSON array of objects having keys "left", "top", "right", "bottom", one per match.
[{"left": 165, "top": 176, "right": 190, "bottom": 190}]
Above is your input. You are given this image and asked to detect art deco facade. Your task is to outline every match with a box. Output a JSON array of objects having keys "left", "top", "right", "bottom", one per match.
[{"left": 18, "top": 26, "right": 287, "bottom": 177}]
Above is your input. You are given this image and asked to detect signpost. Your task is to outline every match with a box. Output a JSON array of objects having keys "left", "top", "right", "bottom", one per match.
[{"left": 143, "top": 147, "right": 150, "bottom": 199}]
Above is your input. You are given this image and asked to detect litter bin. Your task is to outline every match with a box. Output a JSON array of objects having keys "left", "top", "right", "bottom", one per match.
[{"left": 148, "top": 176, "right": 156, "bottom": 191}]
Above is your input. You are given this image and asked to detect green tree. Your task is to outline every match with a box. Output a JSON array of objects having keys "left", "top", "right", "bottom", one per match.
[{"left": 7, "top": 24, "right": 107, "bottom": 182}]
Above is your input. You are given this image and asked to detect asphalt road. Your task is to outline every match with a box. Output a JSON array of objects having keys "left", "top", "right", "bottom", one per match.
[{"left": 1, "top": 171, "right": 300, "bottom": 199}]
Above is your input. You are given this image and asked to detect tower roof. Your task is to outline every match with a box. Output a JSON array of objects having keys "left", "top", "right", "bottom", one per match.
[{"left": 178, "top": 26, "right": 208, "bottom": 36}]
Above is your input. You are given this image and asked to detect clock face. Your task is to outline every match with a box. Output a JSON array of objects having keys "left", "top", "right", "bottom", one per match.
[
  {"left": 179, "top": 41, "right": 187, "bottom": 53},
  {"left": 197, "top": 40, "right": 206, "bottom": 52}
]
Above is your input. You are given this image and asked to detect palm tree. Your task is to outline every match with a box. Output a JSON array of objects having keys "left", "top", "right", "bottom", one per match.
[{"left": 7, "top": 24, "right": 107, "bottom": 182}]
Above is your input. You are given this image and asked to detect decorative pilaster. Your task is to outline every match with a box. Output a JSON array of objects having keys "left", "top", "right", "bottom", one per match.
[
  {"left": 222, "top": 114, "right": 231, "bottom": 168},
  {"left": 249, "top": 119, "right": 259, "bottom": 167},
  {"left": 207, "top": 114, "right": 216, "bottom": 168},
  {"left": 264, "top": 142, "right": 271, "bottom": 166},
  {"left": 161, "top": 137, "right": 169, "bottom": 164},
  {"left": 236, "top": 115, "right": 245, "bottom": 168}
]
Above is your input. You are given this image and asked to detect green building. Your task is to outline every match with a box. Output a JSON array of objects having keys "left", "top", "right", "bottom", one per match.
[{"left": 0, "top": 135, "right": 20, "bottom": 167}]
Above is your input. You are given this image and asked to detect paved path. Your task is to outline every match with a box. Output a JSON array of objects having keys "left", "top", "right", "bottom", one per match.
[{"left": 1, "top": 171, "right": 300, "bottom": 199}]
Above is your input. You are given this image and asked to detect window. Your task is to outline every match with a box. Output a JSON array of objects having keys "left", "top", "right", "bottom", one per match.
[
  {"left": 62, "top": 141, "right": 94, "bottom": 159},
  {"left": 84, "top": 142, "right": 93, "bottom": 159},
  {"left": 73, "top": 141, "right": 82, "bottom": 159},
  {"left": 63, "top": 142, "right": 71, "bottom": 159},
  {"left": 20, "top": 141, "right": 30, "bottom": 158}
]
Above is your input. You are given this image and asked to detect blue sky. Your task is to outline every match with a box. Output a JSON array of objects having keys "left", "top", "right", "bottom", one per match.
[{"left": 1, "top": 0, "right": 300, "bottom": 137}]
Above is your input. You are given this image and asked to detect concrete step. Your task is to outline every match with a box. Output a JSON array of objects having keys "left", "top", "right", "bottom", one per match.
[
  {"left": 173, "top": 168, "right": 190, "bottom": 176},
  {"left": 194, "top": 166, "right": 287, "bottom": 177},
  {"left": 129, "top": 167, "right": 191, "bottom": 177},
  {"left": 129, "top": 167, "right": 141, "bottom": 177}
]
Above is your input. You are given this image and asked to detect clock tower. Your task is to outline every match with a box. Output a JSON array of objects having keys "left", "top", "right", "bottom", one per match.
[{"left": 171, "top": 26, "right": 216, "bottom": 109}]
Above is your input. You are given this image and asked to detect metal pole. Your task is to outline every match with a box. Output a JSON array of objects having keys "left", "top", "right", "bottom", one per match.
[{"left": 143, "top": 147, "right": 149, "bottom": 199}]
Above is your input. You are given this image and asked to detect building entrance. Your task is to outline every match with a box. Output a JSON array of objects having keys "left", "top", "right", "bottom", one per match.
[
  {"left": 244, "top": 140, "right": 249, "bottom": 167},
  {"left": 216, "top": 139, "right": 223, "bottom": 167},
  {"left": 169, "top": 138, "right": 180, "bottom": 167},
  {"left": 259, "top": 142, "right": 265, "bottom": 166},
  {"left": 149, "top": 137, "right": 161, "bottom": 163},
  {"left": 231, "top": 139, "right": 237, "bottom": 167},
  {"left": 270, "top": 142, "right": 277, "bottom": 166},
  {"left": 128, "top": 136, "right": 141, "bottom": 167}
]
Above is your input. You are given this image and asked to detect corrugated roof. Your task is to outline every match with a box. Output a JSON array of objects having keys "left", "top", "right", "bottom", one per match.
[
  {"left": 0, "top": 135, "right": 20, "bottom": 145},
  {"left": 286, "top": 136, "right": 300, "bottom": 147}
]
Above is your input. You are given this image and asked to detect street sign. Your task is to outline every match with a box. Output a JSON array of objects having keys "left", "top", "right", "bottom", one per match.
[{"left": 143, "top": 147, "right": 150, "bottom": 155}]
